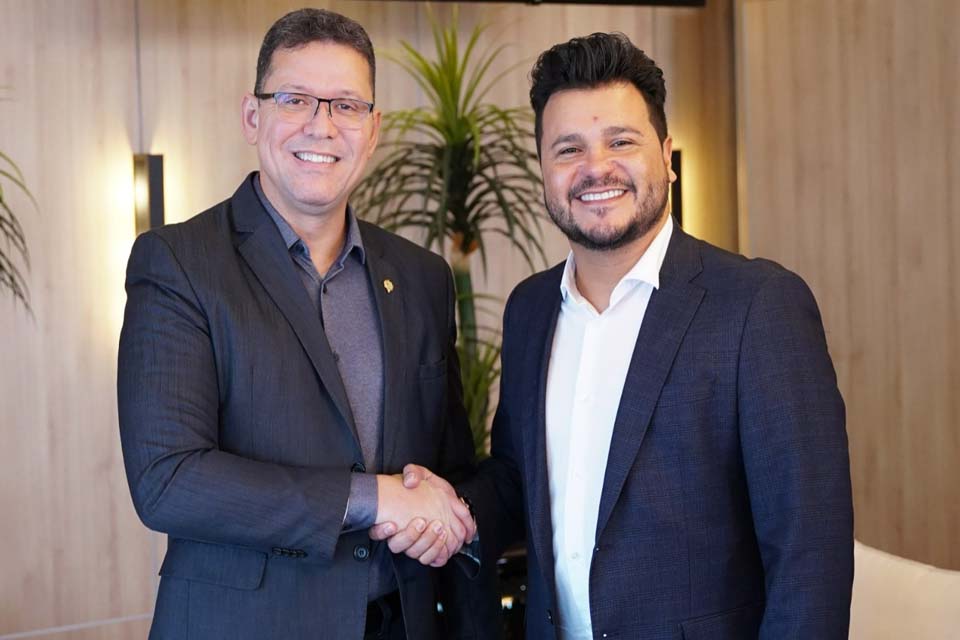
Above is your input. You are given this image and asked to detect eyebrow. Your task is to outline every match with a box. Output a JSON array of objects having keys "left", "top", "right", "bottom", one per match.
[
  {"left": 550, "top": 133, "right": 585, "bottom": 149},
  {"left": 275, "top": 84, "right": 365, "bottom": 99},
  {"left": 603, "top": 125, "right": 645, "bottom": 138},
  {"left": 549, "top": 125, "right": 646, "bottom": 149}
]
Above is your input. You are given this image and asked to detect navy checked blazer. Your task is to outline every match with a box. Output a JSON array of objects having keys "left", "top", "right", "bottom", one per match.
[{"left": 460, "top": 222, "right": 854, "bottom": 640}]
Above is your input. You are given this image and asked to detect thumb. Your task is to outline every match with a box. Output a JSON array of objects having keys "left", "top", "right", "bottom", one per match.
[{"left": 402, "top": 463, "right": 429, "bottom": 488}]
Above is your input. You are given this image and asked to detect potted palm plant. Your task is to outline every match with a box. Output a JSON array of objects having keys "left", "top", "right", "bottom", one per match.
[
  {"left": 0, "top": 150, "right": 34, "bottom": 311},
  {"left": 353, "top": 10, "right": 546, "bottom": 455}
]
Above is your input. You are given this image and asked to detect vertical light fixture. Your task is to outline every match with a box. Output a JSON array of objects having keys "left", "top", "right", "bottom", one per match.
[
  {"left": 133, "top": 154, "right": 164, "bottom": 234},
  {"left": 670, "top": 149, "right": 682, "bottom": 227}
]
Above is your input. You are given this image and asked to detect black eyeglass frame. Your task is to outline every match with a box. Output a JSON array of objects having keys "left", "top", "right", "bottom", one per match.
[{"left": 254, "top": 92, "right": 375, "bottom": 125}]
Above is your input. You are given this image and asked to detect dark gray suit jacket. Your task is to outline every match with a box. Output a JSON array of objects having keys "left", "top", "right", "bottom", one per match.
[
  {"left": 118, "top": 176, "right": 478, "bottom": 639},
  {"left": 461, "top": 224, "right": 854, "bottom": 640}
]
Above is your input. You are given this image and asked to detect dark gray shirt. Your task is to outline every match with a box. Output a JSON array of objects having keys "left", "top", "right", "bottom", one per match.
[{"left": 254, "top": 175, "right": 394, "bottom": 599}]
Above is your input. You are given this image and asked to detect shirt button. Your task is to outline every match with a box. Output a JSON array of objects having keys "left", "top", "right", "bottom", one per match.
[
  {"left": 351, "top": 462, "right": 366, "bottom": 473},
  {"left": 333, "top": 352, "right": 340, "bottom": 362},
  {"left": 322, "top": 284, "right": 328, "bottom": 294},
  {"left": 571, "top": 552, "right": 580, "bottom": 560}
]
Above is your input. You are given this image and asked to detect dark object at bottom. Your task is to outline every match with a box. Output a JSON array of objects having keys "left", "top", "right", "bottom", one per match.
[
  {"left": 365, "top": 590, "right": 406, "bottom": 640},
  {"left": 497, "top": 544, "right": 529, "bottom": 639}
]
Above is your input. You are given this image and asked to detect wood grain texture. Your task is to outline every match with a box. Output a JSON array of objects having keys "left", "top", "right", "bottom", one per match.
[
  {"left": 15, "top": 617, "right": 153, "bottom": 640},
  {"left": 736, "top": 0, "right": 960, "bottom": 569},
  {"left": 0, "top": 0, "right": 156, "bottom": 634}
]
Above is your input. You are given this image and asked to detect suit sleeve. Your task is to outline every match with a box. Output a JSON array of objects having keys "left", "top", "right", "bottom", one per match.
[
  {"left": 117, "top": 231, "right": 351, "bottom": 563},
  {"left": 737, "top": 271, "right": 854, "bottom": 639}
]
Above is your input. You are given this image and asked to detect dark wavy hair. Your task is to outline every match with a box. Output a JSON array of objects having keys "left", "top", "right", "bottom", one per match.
[
  {"left": 255, "top": 8, "right": 376, "bottom": 97},
  {"left": 530, "top": 32, "right": 667, "bottom": 155}
]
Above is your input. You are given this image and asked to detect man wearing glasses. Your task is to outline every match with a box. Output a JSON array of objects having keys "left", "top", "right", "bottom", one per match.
[{"left": 118, "top": 9, "right": 481, "bottom": 640}]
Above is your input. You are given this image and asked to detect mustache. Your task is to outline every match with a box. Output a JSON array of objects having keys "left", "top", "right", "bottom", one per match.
[{"left": 568, "top": 175, "right": 636, "bottom": 200}]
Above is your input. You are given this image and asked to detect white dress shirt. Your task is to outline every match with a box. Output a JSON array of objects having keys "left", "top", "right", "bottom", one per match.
[{"left": 545, "top": 216, "right": 674, "bottom": 640}]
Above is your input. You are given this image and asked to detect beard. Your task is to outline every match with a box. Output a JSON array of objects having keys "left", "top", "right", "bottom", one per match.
[{"left": 545, "top": 172, "right": 670, "bottom": 252}]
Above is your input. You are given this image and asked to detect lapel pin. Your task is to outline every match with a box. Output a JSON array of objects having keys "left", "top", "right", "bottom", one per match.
[{"left": 383, "top": 279, "right": 394, "bottom": 293}]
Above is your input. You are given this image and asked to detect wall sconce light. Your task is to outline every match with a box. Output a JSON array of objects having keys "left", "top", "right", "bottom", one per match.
[
  {"left": 133, "top": 154, "right": 164, "bottom": 234},
  {"left": 670, "top": 149, "right": 682, "bottom": 227}
]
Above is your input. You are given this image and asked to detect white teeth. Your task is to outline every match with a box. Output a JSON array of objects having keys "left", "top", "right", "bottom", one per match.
[
  {"left": 579, "top": 189, "right": 625, "bottom": 202},
  {"left": 295, "top": 152, "right": 336, "bottom": 164}
]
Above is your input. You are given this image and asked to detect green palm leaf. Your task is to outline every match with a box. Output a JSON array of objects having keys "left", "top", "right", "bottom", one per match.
[
  {"left": 0, "top": 150, "right": 34, "bottom": 311},
  {"left": 353, "top": 10, "right": 545, "bottom": 454}
]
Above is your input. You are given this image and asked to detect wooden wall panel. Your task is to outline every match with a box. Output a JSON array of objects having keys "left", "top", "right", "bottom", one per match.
[
  {"left": 0, "top": 0, "right": 157, "bottom": 635},
  {"left": 655, "top": 0, "right": 738, "bottom": 251},
  {"left": 736, "top": 0, "right": 960, "bottom": 568}
]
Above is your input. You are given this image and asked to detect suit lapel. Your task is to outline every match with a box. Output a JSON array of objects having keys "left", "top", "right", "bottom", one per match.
[
  {"left": 230, "top": 178, "right": 359, "bottom": 444},
  {"left": 520, "top": 266, "right": 564, "bottom": 602},
  {"left": 594, "top": 227, "right": 704, "bottom": 539},
  {"left": 360, "top": 224, "right": 407, "bottom": 471}
]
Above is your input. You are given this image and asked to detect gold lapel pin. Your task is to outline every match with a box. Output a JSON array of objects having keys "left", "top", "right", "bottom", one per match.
[{"left": 383, "top": 279, "right": 394, "bottom": 293}]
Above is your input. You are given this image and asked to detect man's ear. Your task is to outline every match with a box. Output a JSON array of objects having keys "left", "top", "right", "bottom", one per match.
[
  {"left": 365, "top": 108, "right": 383, "bottom": 159},
  {"left": 241, "top": 94, "right": 259, "bottom": 145},
  {"left": 663, "top": 135, "right": 677, "bottom": 183}
]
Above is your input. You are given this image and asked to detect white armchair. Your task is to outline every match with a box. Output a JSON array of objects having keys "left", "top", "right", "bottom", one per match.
[{"left": 850, "top": 540, "right": 960, "bottom": 639}]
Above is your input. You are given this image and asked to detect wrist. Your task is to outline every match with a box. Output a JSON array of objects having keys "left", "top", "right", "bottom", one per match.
[{"left": 374, "top": 474, "right": 402, "bottom": 524}]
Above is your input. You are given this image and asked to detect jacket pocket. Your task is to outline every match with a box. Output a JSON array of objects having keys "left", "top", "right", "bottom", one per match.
[
  {"left": 679, "top": 601, "right": 764, "bottom": 639},
  {"left": 159, "top": 538, "right": 267, "bottom": 591}
]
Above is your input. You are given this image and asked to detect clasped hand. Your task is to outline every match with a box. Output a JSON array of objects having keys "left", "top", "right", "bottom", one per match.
[{"left": 372, "top": 465, "right": 475, "bottom": 567}]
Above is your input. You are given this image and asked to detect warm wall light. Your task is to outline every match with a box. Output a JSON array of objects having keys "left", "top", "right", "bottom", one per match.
[
  {"left": 671, "top": 149, "right": 683, "bottom": 227},
  {"left": 133, "top": 154, "right": 164, "bottom": 234}
]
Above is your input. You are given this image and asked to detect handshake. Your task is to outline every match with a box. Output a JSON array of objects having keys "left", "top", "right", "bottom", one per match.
[{"left": 371, "top": 465, "right": 476, "bottom": 567}]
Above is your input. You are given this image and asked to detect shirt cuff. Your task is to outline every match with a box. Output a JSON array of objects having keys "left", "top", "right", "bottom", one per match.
[
  {"left": 457, "top": 536, "right": 482, "bottom": 565},
  {"left": 342, "top": 473, "right": 378, "bottom": 532}
]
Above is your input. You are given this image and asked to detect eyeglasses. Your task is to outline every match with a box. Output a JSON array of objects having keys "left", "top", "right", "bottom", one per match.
[{"left": 255, "top": 92, "right": 375, "bottom": 129}]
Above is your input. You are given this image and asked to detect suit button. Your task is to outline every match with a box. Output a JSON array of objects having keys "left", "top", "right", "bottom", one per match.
[
  {"left": 351, "top": 462, "right": 366, "bottom": 473},
  {"left": 354, "top": 544, "right": 370, "bottom": 561},
  {"left": 546, "top": 609, "right": 553, "bottom": 624}
]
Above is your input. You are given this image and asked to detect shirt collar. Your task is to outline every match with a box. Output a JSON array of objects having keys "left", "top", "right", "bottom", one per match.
[
  {"left": 253, "top": 172, "right": 366, "bottom": 265},
  {"left": 560, "top": 214, "right": 674, "bottom": 306}
]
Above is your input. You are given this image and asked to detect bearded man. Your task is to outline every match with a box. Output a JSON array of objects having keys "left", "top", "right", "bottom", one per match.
[{"left": 376, "top": 31, "right": 854, "bottom": 640}]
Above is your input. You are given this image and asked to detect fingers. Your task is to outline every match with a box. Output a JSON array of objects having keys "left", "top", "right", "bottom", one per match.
[
  {"left": 463, "top": 515, "right": 477, "bottom": 543},
  {"left": 403, "top": 519, "right": 445, "bottom": 559},
  {"left": 383, "top": 517, "right": 426, "bottom": 554},
  {"left": 451, "top": 496, "right": 472, "bottom": 521},
  {"left": 417, "top": 525, "right": 451, "bottom": 567},
  {"left": 446, "top": 511, "right": 466, "bottom": 548},
  {"left": 369, "top": 522, "right": 397, "bottom": 541}
]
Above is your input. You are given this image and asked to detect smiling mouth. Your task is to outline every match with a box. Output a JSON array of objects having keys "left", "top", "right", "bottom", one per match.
[
  {"left": 577, "top": 189, "right": 626, "bottom": 203},
  {"left": 295, "top": 151, "right": 338, "bottom": 164}
]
